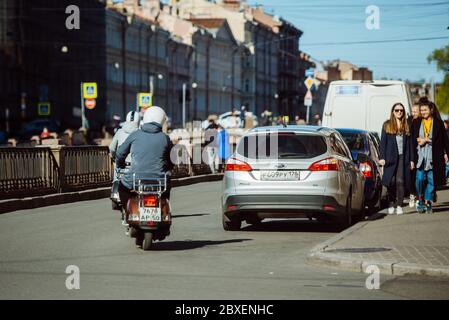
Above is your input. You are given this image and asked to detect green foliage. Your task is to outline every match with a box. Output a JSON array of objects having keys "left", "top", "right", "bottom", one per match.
[
  {"left": 428, "top": 45, "right": 449, "bottom": 73},
  {"left": 436, "top": 75, "right": 449, "bottom": 114},
  {"left": 428, "top": 45, "right": 449, "bottom": 113}
]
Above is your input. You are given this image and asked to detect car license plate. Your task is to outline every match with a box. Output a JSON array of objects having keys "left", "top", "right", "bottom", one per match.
[
  {"left": 260, "top": 171, "right": 300, "bottom": 181},
  {"left": 139, "top": 207, "right": 161, "bottom": 222}
]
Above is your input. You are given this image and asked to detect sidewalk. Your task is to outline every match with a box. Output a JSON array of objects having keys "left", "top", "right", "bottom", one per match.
[{"left": 308, "top": 189, "right": 449, "bottom": 278}]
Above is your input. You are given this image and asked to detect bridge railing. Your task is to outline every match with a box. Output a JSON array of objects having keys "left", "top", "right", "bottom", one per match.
[
  {"left": 59, "top": 146, "right": 113, "bottom": 192},
  {"left": 0, "top": 147, "right": 60, "bottom": 200},
  {"left": 0, "top": 144, "right": 219, "bottom": 200}
]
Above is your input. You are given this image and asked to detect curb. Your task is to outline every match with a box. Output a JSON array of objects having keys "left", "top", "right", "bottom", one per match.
[
  {"left": 307, "top": 220, "right": 449, "bottom": 278},
  {"left": 0, "top": 173, "right": 223, "bottom": 215}
]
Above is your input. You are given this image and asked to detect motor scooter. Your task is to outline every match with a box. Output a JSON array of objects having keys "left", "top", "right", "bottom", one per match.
[{"left": 125, "top": 173, "right": 171, "bottom": 250}]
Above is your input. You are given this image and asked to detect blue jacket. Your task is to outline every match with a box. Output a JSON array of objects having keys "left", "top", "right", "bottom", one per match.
[
  {"left": 379, "top": 124, "right": 411, "bottom": 189},
  {"left": 116, "top": 122, "right": 174, "bottom": 190},
  {"left": 216, "top": 129, "right": 232, "bottom": 160}
]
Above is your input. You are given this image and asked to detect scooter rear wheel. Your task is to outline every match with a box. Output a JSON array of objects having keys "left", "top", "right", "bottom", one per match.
[{"left": 142, "top": 232, "right": 153, "bottom": 251}]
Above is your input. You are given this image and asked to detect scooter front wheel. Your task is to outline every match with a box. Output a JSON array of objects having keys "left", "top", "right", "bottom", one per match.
[{"left": 142, "top": 232, "right": 153, "bottom": 251}]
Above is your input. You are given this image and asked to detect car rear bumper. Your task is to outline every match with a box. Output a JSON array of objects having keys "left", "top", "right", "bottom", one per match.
[{"left": 223, "top": 194, "right": 346, "bottom": 219}]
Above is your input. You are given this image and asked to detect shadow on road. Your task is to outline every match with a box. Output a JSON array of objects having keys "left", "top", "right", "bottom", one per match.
[
  {"left": 366, "top": 212, "right": 387, "bottom": 221},
  {"left": 152, "top": 238, "right": 252, "bottom": 251},
  {"left": 172, "top": 213, "right": 211, "bottom": 219},
  {"left": 241, "top": 220, "right": 341, "bottom": 233}
]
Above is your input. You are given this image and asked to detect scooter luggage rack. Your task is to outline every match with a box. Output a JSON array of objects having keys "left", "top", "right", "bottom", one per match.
[{"left": 132, "top": 172, "right": 167, "bottom": 194}]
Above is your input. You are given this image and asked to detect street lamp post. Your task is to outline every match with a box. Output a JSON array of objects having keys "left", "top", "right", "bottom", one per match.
[
  {"left": 182, "top": 83, "right": 187, "bottom": 128},
  {"left": 182, "top": 82, "right": 197, "bottom": 128}
]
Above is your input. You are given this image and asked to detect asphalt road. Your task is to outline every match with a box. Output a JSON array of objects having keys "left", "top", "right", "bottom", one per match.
[{"left": 1, "top": 181, "right": 448, "bottom": 300}]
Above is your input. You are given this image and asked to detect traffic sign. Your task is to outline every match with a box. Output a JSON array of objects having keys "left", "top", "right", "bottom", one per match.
[
  {"left": 304, "top": 90, "right": 313, "bottom": 107},
  {"left": 85, "top": 98, "right": 96, "bottom": 109},
  {"left": 304, "top": 77, "right": 314, "bottom": 90},
  {"left": 38, "top": 102, "right": 51, "bottom": 116},
  {"left": 137, "top": 93, "right": 152, "bottom": 108},
  {"left": 305, "top": 69, "right": 314, "bottom": 77},
  {"left": 82, "top": 82, "right": 98, "bottom": 99}
]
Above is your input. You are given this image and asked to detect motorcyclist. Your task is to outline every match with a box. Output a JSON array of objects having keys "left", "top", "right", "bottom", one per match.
[
  {"left": 116, "top": 106, "right": 174, "bottom": 208},
  {"left": 109, "top": 110, "right": 140, "bottom": 164}
]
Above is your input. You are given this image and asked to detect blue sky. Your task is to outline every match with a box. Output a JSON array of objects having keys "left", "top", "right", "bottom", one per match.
[{"left": 246, "top": 0, "right": 449, "bottom": 83}]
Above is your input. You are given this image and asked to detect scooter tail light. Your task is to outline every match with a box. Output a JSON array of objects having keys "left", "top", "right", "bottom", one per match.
[
  {"left": 308, "top": 157, "right": 339, "bottom": 171},
  {"left": 360, "top": 162, "right": 373, "bottom": 178},
  {"left": 225, "top": 158, "right": 253, "bottom": 172},
  {"left": 143, "top": 195, "right": 158, "bottom": 207}
]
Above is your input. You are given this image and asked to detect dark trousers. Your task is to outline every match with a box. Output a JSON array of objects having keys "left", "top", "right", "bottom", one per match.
[{"left": 387, "top": 154, "right": 405, "bottom": 207}]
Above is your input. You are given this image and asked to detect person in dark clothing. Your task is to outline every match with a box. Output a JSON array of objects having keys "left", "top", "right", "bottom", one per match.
[
  {"left": 240, "top": 106, "right": 246, "bottom": 128},
  {"left": 379, "top": 103, "right": 412, "bottom": 215},
  {"left": 407, "top": 104, "right": 421, "bottom": 207},
  {"left": 410, "top": 99, "right": 449, "bottom": 213},
  {"left": 116, "top": 106, "right": 174, "bottom": 207}
]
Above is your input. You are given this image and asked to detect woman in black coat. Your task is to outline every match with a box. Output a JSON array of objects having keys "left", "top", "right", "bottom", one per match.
[
  {"left": 410, "top": 99, "right": 449, "bottom": 213},
  {"left": 379, "top": 103, "right": 412, "bottom": 215}
]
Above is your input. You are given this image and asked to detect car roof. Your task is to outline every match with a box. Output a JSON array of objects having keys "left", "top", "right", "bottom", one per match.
[
  {"left": 249, "top": 125, "right": 336, "bottom": 135},
  {"left": 329, "top": 80, "right": 405, "bottom": 85},
  {"left": 335, "top": 128, "right": 369, "bottom": 135}
]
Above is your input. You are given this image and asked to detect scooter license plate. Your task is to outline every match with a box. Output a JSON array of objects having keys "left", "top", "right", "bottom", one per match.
[{"left": 139, "top": 207, "right": 161, "bottom": 222}]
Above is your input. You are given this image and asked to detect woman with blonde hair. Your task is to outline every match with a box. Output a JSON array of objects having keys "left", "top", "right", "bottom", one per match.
[{"left": 379, "top": 103, "right": 413, "bottom": 215}]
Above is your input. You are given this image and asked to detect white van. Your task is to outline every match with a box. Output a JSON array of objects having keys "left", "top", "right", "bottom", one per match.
[{"left": 321, "top": 80, "right": 413, "bottom": 137}]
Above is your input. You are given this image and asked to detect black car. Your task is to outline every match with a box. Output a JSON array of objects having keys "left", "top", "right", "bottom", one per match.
[{"left": 336, "top": 128, "right": 383, "bottom": 213}]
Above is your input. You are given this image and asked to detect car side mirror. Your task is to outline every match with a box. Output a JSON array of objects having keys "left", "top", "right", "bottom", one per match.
[{"left": 355, "top": 153, "right": 370, "bottom": 163}]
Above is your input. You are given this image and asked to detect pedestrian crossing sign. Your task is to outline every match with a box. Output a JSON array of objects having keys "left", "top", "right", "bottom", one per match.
[
  {"left": 82, "top": 82, "right": 98, "bottom": 99},
  {"left": 138, "top": 93, "right": 152, "bottom": 108}
]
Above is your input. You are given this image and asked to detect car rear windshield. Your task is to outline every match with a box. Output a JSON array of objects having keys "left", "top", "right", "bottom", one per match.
[
  {"left": 236, "top": 133, "right": 327, "bottom": 159},
  {"left": 339, "top": 132, "right": 366, "bottom": 151}
]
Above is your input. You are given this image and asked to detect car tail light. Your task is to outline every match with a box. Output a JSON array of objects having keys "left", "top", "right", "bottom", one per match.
[
  {"left": 143, "top": 195, "right": 158, "bottom": 207},
  {"left": 225, "top": 158, "right": 252, "bottom": 172},
  {"left": 308, "top": 158, "right": 339, "bottom": 171},
  {"left": 359, "top": 162, "right": 373, "bottom": 178}
]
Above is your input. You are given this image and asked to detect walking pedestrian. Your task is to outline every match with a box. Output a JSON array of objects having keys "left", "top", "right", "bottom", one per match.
[
  {"left": 411, "top": 99, "right": 449, "bottom": 213},
  {"left": 216, "top": 125, "right": 232, "bottom": 172},
  {"left": 379, "top": 103, "right": 412, "bottom": 215},
  {"left": 204, "top": 119, "right": 219, "bottom": 174},
  {"left": 444, "top": 120, "right": 449, "bottom": 179},
  {"left": 407, "top": 103, "right": 421, "bottom": 207},
  {"left": 240, "top": 106, "right": 246, "bottom": 128}
]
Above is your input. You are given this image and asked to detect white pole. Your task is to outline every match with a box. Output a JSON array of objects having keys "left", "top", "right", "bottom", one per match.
[
  {"left": 80, "top": 82, "right": 85, "bottom": 129},
  {"left": 182, "top": 83, "right": 186, "bottom": 128},
  {"left": 306, "top": 105, "right": 311, "bottom": 124}
]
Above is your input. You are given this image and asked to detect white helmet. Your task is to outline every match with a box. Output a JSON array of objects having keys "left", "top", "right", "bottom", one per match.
[
  {"left": 142, "top": 106, "right": 166, "bottom": 126},
  {"left": 126, "top": 110, "right": 140, "bottom": 126}
]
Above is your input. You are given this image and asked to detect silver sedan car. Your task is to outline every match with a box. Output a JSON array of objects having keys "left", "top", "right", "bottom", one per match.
[{"left": 222, "top": 125, "right": 365, "bottom": 230}]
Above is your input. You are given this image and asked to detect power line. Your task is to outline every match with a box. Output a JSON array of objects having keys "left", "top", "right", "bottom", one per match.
[{"left": 303, "top": 36, "right": 449, "bottom": 46}]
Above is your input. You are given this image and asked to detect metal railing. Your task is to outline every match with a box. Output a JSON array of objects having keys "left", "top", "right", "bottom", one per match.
[
  {"left": 0, "top": 143, "right": 220, "bottom": 200},
  {"left": 0, "top": 147, "right": 60, "bottom": 200},
  {"left": 60, "top": 146, "right": 113, "bottom": 192}
]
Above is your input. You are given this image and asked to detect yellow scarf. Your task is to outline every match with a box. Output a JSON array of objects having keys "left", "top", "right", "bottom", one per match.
[{"left": 423, "top": 118, "right": 432, "bottom": 138}]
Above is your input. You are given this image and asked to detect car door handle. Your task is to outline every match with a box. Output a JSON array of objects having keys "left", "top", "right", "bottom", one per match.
[{"left": 324, "top": 112, "right": 332, "bottom": 117}]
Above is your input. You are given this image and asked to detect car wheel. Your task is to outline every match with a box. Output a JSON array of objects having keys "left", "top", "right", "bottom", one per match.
[
  {"left": 336, "top": 194, "right": 352, "bottom": 230},
  {"left": 245, "top": 214, "right": 263, "bottom": 225},
  {"left": 222, "top": 213, "right": 241, "bottom": 231}
]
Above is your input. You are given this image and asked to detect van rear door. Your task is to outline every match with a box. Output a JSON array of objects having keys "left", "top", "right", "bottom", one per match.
[
  {"left": 328, "top": 85, "right": 365, "bottom": 130},
  {"left": 366, "top": 84, "right": 410, "bottom": 136}
]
